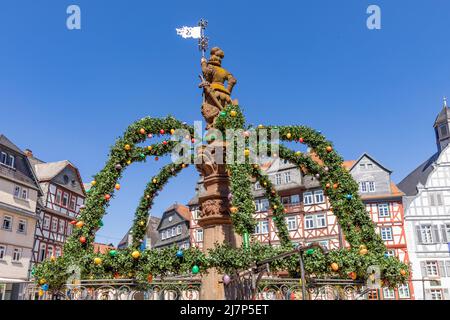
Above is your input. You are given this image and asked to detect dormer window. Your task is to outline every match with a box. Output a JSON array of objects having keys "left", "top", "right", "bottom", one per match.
[
  {"left": 440, "top": 124, "right": 448, "bottom": 137},
  {"left": 0, "top": 152, "right": 15, "bottom": 168}
]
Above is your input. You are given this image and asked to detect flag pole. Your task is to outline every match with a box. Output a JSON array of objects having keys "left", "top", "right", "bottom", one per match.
[{"left": 198, "top": 18, "right": 208, "bottom": 58}]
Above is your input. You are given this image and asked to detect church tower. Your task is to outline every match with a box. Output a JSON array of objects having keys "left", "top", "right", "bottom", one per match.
[{"left": 433, "top": 97, "right": 450, "bottom": 153}]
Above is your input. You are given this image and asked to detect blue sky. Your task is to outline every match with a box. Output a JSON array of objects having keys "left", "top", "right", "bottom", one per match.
[{"left": 1, "top": 0, "right": 449, "bottom": 245}]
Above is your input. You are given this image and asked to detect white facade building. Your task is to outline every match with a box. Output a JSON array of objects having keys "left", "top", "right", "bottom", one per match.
[{"left": 399, "top": 101, "right": 450, "bottom": 300}]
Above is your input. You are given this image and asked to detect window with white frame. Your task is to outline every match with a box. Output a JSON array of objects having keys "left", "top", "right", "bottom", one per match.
[
  {"left": 255, "top": 220, "right": 269, "bottom": 234},
  {"left": 39, "top": 244, "right": 46, "bottom": 262},
  {"left": 425, "top": 261, "right": 439, "bottom": 276},
  {"left": 430, "top": 289, "right": 443, "bottom": 300},
  {"left": 420, "top": 225, "right": 433, "bottom": 244},
  {"left": 304, "top": 214, "right": 327, "bottom": 229},
  {"left": 275, "top": 174, "right": 282, "bottom": 185},
  {"left": 380, "top": 227, "right": 393, "bottom": 241},
  {"left": 291, "top": 194, "right": 300, "bottom": 204},
  {"left": 2, "top": 216, "right": 12, "bottom": 230},
  {"left": 316, "top": 214, "right": 326, "bottom": 228},
  {"left": 58, "top": 220, "right": 65, "bottom": 234},
  {"left": 360, "top": 181, "right": 376, "bottom": 193},
  {"left": 0, "top": 152, "right": 15, "bottom": 168},
  {"left": 17, "top": 219, "right": 26, "bottom": 234},
  {"left": 196, "top": 229, "right": 203, "bottom": 242},
  {"left": 0, "top": 152, "right": 6, "bottom": 165},
  {"left": 446, "top": 224, "right": 450, "bottom": 242},
  {"left": 67, "top": 223, "right": 73, "bottom": 235},
  {"left": 383, "top": 287, "right": 395, "bottom": 299},
  {"left": 14, "top": 186, "right": 20, "bottom": 198},
  {"left": 304, "top": 215, "right": 314, "bottom": 230},
  {"left": 284, "top": 171, "right": 291, "bottom": 184},
  {"left": 282, "top": 196, "right": 291, "bottom": 205},
  {"left": 47, "top": 246, "right": 54, "bottom": 258},
  {"left": 172, "top": 227, "right": 176, "bottom": 237},
  {"left": 56, "top": 190, "right": 62, "bottom": 205},
  {"left": 192, "top": 209, "right": 201, "bottom": 220},
  {"left": 398, "top": 284, "right": 410, "bottom": 299},
  {"left": 161, "top": 231, "right": 166, "bottom": 240},
  {"left": 51, "top": 218, "right": 58, "bottom": 232},
  {"left": 261, "top": 220, "right": 269, "bottom": 234},
  {"left": 62, "top": 192, "right": 69, "bottom": 207},
  {"left": 0, "top": 245, "right": 5, "bottom": 260},
  {"left": 255, "top": 198, "right": 269, "bottom": 212},
  {"left": 12, "top": 248, "right": 21, "bottom": 262},
  {"left": 367, "top": 163, "right": 373, "bottom": 169},
  {"left": 177, "top": 225, "right": 182, "bottom": 235},
  {"left": 43, "top": 215, "right": 50, "bottom": 229},
  {"left": 286, "top": 216, "right": 297, "bottom": 231},
  {"left": 377, "top": 203, "right": 390, "bottom": 218},
  {"left": 314, "top": 190, "right": 324, "bottom": 203},
  {"left": 55, "top": 247, "right": 62, "bottom": 257},
  {"left": 254, "top": 181, "right": 262, "bottom": 190},
  {"left": 303, "top": 192, "right": 313, "bottom": 205},
  {"left": 69, "top": 196, "right": 76, "bottom": 210}
]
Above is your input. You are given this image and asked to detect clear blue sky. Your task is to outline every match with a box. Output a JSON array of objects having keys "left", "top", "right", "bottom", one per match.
[{"left": 1, "top": 0, "right": 449, "bottom": 245}]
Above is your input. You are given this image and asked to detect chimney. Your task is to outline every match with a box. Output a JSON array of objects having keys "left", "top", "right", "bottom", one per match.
[{"left": 24, "top": 149, "right": 33, "bottom": 157}]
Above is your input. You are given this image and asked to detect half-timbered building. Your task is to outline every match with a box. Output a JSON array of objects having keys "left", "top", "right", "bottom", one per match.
[
  {"left": 26, "top": 151, "right": 85, "bottom": 269},
  {"left": 344, "top": 153, "right": 413, "bottom": 300},
  {"left": 188, "top": 158, "right": 341, "bottom": 251}
]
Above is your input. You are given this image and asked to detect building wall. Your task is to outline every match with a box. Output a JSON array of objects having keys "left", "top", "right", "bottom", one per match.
[
  {"left": 155, "top": 210, "right": 190, "bottom": 249},
  {"left": 404, "top": 146, "right": 450, "bottom": 300},
  {"left": 0, "top": 167, "right": 38, "bottom": 281},
  {"left": 0, "top": 178, "right": 38, "bottom": 214}
]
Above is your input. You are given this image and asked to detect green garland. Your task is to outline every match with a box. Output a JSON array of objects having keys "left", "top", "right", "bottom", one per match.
[{"left": 33, "top": 106, "right": 410, "bottom": 293}]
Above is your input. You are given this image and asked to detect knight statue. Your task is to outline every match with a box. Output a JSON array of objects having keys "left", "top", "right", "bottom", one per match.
[{"left": 199, "top": 47, "right": 237, "bottom": 129}]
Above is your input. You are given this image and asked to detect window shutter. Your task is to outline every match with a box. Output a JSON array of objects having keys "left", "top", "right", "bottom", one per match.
[
  {"left": 445, "top": 261, "right": 450, "bottom": 278},
  {"left": 433, "top": 225, "right": 440, "bottom": 243},
  {"left": 444, "top": 289, "right": 450, "bottom": 300},
  {"left": 416, "top": 226, "right": 423, "bottom": 244},
  {"left": 425, "top": 289, "right": 431, "bottom": 300},
  {"left": 441, "top": 225, "right": 448, "bottom": 243},
  {"left": 429, "top": 194, "right": 435, "bottom": 206},
  {"left": 438, "top": 261, "right": 446, "bottom": 277},
  {"left": 420, "top": 261, "right": 427, "bottom": 276}
]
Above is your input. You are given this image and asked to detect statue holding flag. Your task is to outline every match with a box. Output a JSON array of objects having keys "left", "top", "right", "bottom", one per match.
[
  {"left": 176, "top": 19, "right": 237, "bottom": 129},
  {"left": 199, "top": 47, "right": 237, "bottom": 129}
]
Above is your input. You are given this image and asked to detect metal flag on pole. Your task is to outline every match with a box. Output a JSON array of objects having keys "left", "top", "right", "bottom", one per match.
[{"left": 175, "top": 18, "right": 208, "bottom": 57}]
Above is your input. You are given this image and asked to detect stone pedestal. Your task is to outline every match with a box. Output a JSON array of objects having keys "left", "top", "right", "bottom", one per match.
[{"left": 196, "top": 143, "right": 242, "bottom": 300}]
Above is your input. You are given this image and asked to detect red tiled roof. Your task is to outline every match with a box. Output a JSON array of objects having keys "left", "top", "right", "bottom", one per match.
[{"left": 93, "top": 242, "right": 115, "bottom": 254}]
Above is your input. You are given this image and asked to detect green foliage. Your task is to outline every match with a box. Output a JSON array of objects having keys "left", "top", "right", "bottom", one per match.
[{"left": 33, "top": 106, "right": 410, "bottom": 292}]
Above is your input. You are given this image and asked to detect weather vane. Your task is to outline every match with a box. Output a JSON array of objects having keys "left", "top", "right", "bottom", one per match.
[{"left": 176, "top": 18, "right": 209, "bottom": 57}]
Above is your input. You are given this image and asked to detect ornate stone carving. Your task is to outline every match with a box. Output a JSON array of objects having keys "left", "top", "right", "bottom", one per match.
[{"left": 201, "top": 199, "right": 229, "bottom": 218}]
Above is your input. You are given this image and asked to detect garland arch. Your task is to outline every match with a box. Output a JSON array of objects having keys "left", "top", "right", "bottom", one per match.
[{"left": 34, "top": 106, "right": 410, "bottom": 292}]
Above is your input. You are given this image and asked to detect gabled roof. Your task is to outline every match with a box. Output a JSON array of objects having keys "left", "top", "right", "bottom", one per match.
[
  {"left": 398, "top": 152, "right": 439, "bottom": 196},
  {"left": 0, "top": 134, "right": 24, "bottom": 155},
  {"left": 32, "top": 160, "right": 86, "bottom": 195},
  {"left": 343, "top": 153, "right": 392, "bottom": 173},
  {"left": 33, "top": 160, "right": 73, "bottom": 181},
  {"left": 164, "top": 203, "right": 191, "bottom": 221},
  {"left": 156, "top": 203, "right": 191, "bottom": 230}
]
